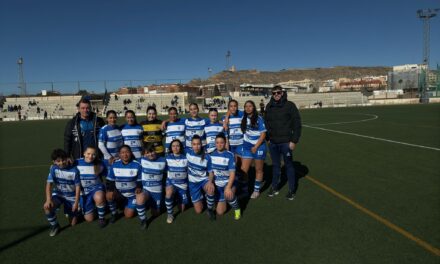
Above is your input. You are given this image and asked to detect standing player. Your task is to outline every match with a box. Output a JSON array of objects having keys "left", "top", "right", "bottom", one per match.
[
  {"left": 120, "top": 110, "right": 143, "bottom": 159},
  {"left": 204, "top": 108, "right": 227, "bottom": 154},
  {"left": 106, "top": 145, "right": 145, "bottom": 227},
  {"left": 140, "top": 106, "right": 164, "bottom": 156},
  {"left": 186, "top": 135, "right": 216, "bottom": 220},
  {"left": 43, "top": 149, "right": 81, "bottom": 236},
  {"left": 137, "top": 143, "right": 166, "bottom": 225},
  {"left": 211, "top": 133, "right": 241, "bottom": 220},
  {"left": 76, "top": 147, "right": 107, "bottom": 227},
  {"left": 163, "top": 107, "right": 185, "bottom": 153},
  {"left": 239, "top": 100, "right": 267, "bottom": 199},
  {"left": 98, "top": 110, "right": 123, "bottom": 167},
  {"left": 222, "top": 100, "right": 244, "bottom": 158},
  {"left": 184, "top": 103, "right": 206, "bottom": 151},
  {"left": 164, "top": 139, "right": 188, "bottom": 224}
]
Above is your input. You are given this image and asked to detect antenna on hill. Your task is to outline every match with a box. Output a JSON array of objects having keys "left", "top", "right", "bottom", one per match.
[
  {"left": 417, "top": 8, "right": 439, "bottom": 103},
  {"left": 226, "top": 50, "right": 231, "bottom": 71},
  {"left": 17, "top": 57, "right": 26, "bottom": 96}
]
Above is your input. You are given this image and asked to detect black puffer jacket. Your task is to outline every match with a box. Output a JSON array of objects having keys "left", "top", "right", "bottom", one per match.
[
  {"left": 64, "top": 112, "right": 105, "bottom": 159},
  {"left": 264, "top": 93, "right": 302, "bottom": 144}
]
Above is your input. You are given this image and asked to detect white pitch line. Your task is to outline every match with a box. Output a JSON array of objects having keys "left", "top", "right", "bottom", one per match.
[
  {"left": 304, "top": 125, "right": 440, "bottom": 151},
  {"left": 305, "top": 114, "right": 379, "bottom": 126}
]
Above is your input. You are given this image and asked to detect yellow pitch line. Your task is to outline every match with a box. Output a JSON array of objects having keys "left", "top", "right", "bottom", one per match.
[
  {"left": 305, "top": 175, "right": 440, "bottom": 257},
  {"left": 0, "top": 164, "right": 48, "bottom": 170}
]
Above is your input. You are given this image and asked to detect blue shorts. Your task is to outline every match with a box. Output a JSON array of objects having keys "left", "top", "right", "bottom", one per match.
[
  {"left": 189, "top": 179, "right": 209, "bottom": 204},
  {"left": 52, "top": 194, "right": 78, "bottom": 217},
  {"left": 238, "top": 144, "right": 267, "bottom": 160},
  {"left": 215, "top": 182, "right": 238, "bottom": 202},
  {"left": 82, "top": 184, "right": 105, "bottom": 215},
  {"left": 143, "top": 189, "right": 162, "bottom": 210},
  {"left": 122, "top": 196, "right": 137, "bottom": 210},
  {"left": 229, "top": 145, "right": 242, "bottom": 156},
  {"left": 166, "top": 179, "right": 189, "bottom": 205}
]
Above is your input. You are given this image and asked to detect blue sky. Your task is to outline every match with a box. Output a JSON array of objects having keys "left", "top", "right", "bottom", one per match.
[{"left": 0, "top": 0, "right": 439, "bottom": 92}]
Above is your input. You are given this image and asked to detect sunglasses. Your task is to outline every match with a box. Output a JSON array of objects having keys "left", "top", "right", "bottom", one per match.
[{"left": 272, "top": 91, "right": 282, "bottom": 95}]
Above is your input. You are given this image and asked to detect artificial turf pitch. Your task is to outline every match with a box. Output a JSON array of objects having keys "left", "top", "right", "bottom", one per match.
[{"left": 0, "top": 104, "right": 439, "bottom": 263}]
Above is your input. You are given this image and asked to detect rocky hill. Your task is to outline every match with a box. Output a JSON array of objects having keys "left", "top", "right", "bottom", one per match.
[{"left": 189, "top": 66, "right": 391, "bottom": 86}]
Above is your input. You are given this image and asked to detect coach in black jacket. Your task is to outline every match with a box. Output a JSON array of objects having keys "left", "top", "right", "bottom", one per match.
[
  {"left": 264, "top": 85, "right": 302, "bottom": 200},
  {"left": 64, "top": 98, "right": 105, "bottom": 159}
]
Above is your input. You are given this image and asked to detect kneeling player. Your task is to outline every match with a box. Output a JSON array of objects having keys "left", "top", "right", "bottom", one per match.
[
  {"left": 186, "top": 135, "right": 216, "bottom": 220},
  {"left": 106, "top": 145, "right": 144, "bottom": 225},
  {"left": 76, "top": 147, "right": 107, "bottom": 228},
  {"left": 136, "top": 144, "right": 166, "bottom": 229},
  {"left": 43, "top": 149, "right": 81, "bottom": 236},
  {"left": 211, "top": 133, "right": 241, "bottom": 220}
]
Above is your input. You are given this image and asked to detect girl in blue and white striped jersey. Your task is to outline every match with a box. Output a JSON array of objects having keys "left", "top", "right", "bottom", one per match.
[
  {"left": 211, "top": 133, "right": 241, "bottom": 220},
  {"left": 186, "top": 135, "right": 216, "bottom": 220},
  {"left": 106, "top": 145, "right": 145, "bottom": 226},
  {"left": 137, "top": 143, "right": 166, "bottom": 220},
  {"left": 222, "top": 99, "right": 244, "bottom": 156},
  {"left": 204, "top": 108, "right": 227, "bottom": 154},
  {"left": 98, "top": 110, "right": 123, "bottom": 167},
  {"left": 163, "top": 107, "right": 186, "bottom": 153},
  {"left": 239, "top": 100, "right": 267, "bottom": 199},
  {"left": 43, "top": 149, "right": 81, "bottom": 236},
  {"left": 76, "top": 147, "right": 107, "bottom": 227},
  {"left": 164, "top": 139, "right": 188, "bottom": 224},
  {"left": 184, "top": 103, "right": 207, "bottom": 150},
  {"left": 120, "top": 110, "right": 143, "bottom": 159}
]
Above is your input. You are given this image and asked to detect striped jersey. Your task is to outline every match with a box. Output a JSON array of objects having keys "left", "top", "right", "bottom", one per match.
[
  {"left": 120, "top": 124, "right": 143, "bottom": 159},
  {"left": 107, "top": 160, "right": 142, "bottom": 198},
  {"left": 210, "top": 150, "right": 235, "bottom": 188},
  {"left": 164, "top": 119, "right": 186, "bottom": 152},
  {"left": 222, "top": 110, "right": 244, "bottom": 146},
  {"left": 186, "top": 149, "right": 212, "bottom": 183},
  {"left": 140, "top": 156, "right": 166, "bottom": 193},
  {"left": 243, "top": 115, "right": 267, "bottom": 147},
  {"left": 140, "top": 119, "right": 164, "bottom": 155},
  {"left": 165, "top": 153, "right": 188, "bottom": 189},
  {"left": 47, "top": 165, "right": 80, "bottom": 202},
  {"left": 98, "top": 124, "right": 123, "bottom": 160},
  {"left": 184, "top": 117, "right": 207, "bottom": 148},
  {"left": 76, "top": 158, "right": 106, "bottom": 195},
  {"left": 204, "top": 122, "right": 226, "bottom": 153}
]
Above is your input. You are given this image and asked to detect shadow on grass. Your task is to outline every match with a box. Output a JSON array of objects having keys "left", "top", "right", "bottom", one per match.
[
  {"left": 0, "top": 225, "right": 71, "bottom": 253},
  {"left": 239, "top": 161, "right": 309, "bottom": 213}
]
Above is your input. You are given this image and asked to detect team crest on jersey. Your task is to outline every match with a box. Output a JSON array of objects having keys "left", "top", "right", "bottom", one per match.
[{"left": 130, "top": 170, "right": 135, "bottom": 176}]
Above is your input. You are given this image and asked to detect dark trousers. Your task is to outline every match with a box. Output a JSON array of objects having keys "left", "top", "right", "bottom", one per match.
[{"left": 269, "top": 142, "right": 296, "bottom": 192}]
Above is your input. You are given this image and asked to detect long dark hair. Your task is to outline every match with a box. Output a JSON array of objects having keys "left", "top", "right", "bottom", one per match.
[
  {"left": 191, "top": 135, "right": 205, "bottom": 161},
  {"left": 125, "top": 110, "right": 138, "bottom": 125},
  {"left": 241, "top": 100, "right": 258, "bottom": 133},
  {"left": 169, "top": 139, "right": 184, "bottom": 155},
  {"left": 119, "top": 145, "right": 135, "bottom": 163},
  {"left": 228, "top": 99, "right": 238, "bottom": 116}
]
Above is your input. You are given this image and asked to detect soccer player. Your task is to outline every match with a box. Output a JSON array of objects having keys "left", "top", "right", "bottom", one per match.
[
  {"left": 211, "top": 133, "right": 241, "bottom": 220},
  {"left": 186, "top": 135, "right": 216, "bottom": 220},
  {"left": 106, "top": 145, "right": 144, "bottom": 226},
  {"left": 163, "top": 107, "right": 185, "bottom": 153},
  {"left": 164, "top": 139, "right": 188, "bottom": 224},
  {"left": 222, "top": 99, "right": 244, "bottom": 157},
  {"left": 120, "top": 110, "right": 143, "bottom": 159},
  {"left": 76, "top": 147, "right": 107, "bottom": 227},
  {"left": 184, "top": 103, "right": 206, "bottom": 151},
  {"left": 239, "top": 100, "right": 267, "bottom": 199},
  {"left": 204, "top": 108, "right": 227, "bottom": 154},
  {"left": 43, "top": 149, "right": 81, "bottom": 236},
  {"left": 140, "top": 106, "right": 164, "bottom": 156},
  {"left": 137, "top": 143, "right": 166, "bottom": 227},
  {"left": 98, "top": 110, "right": 123, "bottom": 167}
]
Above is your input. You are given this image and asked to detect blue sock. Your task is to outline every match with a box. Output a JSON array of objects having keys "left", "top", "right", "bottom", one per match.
[
  {"left": 96, "top": 204, "right": 105, "bottom": 220},
  {"left": 227, "top": 196, "right": 239, "bottom": 210},
  {"left": 254, "top": 180, "right": 262, "bottom": 193},
  {"left": 108, "top": 201, "right": 117, "bottom": 215},
  {"left": 206, "top": 194, "right": 215, "bottom": 210},
  {"left": 136, "top": 203, "right": 147, "bottom": 221},
  {"left": 165, "top": 197, "right": 173, "bottom": 215},
  {"left": 45, "top": 212, "right": 58, "bottom": 226}
]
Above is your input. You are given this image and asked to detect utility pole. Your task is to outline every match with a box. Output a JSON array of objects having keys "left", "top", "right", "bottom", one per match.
[{"left": 417, "top": 8, "right": 439, "bottom": 103}]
